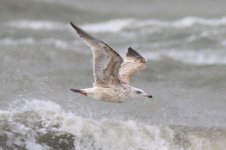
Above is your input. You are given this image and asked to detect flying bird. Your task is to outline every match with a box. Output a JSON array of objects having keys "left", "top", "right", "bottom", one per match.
[{"left": 70, "top": 22, "right": 152, "bottom": 103}]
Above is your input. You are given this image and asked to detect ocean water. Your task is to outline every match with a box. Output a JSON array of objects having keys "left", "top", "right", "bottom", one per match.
[{"left": 1, "top": 0, "right": 226, "bottom": 149}]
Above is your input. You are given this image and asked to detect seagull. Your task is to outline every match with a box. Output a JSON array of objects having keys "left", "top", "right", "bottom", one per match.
[{"left": 70, "top": 22, "right": 152, "bottom": 103}]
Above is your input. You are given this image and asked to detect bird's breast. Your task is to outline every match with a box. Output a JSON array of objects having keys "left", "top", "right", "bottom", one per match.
[{"left": 94, "top": 85, "right": 132, "bottom": 102}]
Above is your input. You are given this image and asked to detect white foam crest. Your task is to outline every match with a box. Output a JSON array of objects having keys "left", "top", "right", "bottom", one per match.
[
  {"left": 6, "top": 17, "right": 226, "bottom": 33},
  {"left": 7, "top": 20, "right": 66, "bottom": 30},
  {"left": 0, "top": 37, "right": 70, "bottom": 49},
  {"left": 82, "top": 19, "right": 134, "bottom": 33},
  {"left": 145, "top": 50, "right": 226, "bottom": 65},
  {"left": 81, "top": 17, "right": 226, "bottom": 33},
  {"left": 1, "top": 99, "right": 223, "bottom": 150},
  {"left": 172, "top": 17, "right": 226, "bottom": 28},
  {"left": 0, "top": 38, "right": 35, "bottom": 45},
  {"left": 7, "top": 99, "right": 175, "bottom": 149},
  {"left": 40, "top": 38, "right": 69, "bottom": 49},
  {"left": 135, "top": 17, "right": 226, "bottom": 28},
  {"left": 0, "top": 99, "right": 175, "bottom": 149}
]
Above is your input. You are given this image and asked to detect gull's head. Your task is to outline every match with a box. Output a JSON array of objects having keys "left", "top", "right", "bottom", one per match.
[{"left": 132, "top": 88, "right": 152, "bottom": 99}]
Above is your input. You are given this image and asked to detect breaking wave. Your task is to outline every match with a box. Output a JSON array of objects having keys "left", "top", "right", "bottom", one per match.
[
  {"left": 133, "top": 16, "right": 226, "bottom": 28},
  {"left": 2, "top": 17, "right": 226, "bottom": 66},
  {"left": 0, "top": 37, "right": 35, "bottom": 45},
  {"left": 0, "top": 99, "right": 225, "bottom": 150},
  {"left": 5, "top": 16, "right": 226, "bottom": 32},
  {"left": 81, "top": 17, "right": 226, "bottom": 33},
  {"left": 82, "top": 19, "right": 134, "bottom": 33},
  {"left": 6, "top": 20, "right": 66, "bottom": 30},
  {"left": 145, "top": 50, "right": 226, "bottom": 65},
  {"left": 1, "top": 37, "right": 225, "bottom": 65},
  {"left": 0, "top": 37, "right": 70, "bottom": 49}
]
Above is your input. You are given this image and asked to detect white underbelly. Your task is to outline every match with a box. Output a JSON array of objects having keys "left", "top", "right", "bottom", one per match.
[{"left": 94, "top": 86, "right": 131, "bottom": 102}]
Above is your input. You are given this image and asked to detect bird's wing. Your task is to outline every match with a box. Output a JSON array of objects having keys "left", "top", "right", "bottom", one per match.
[
  {"left": 119, "top": 47, "right": 146, "bottom": 84},
  {"left": 70, "top": 22, "right": 123, "bottom": 87}
]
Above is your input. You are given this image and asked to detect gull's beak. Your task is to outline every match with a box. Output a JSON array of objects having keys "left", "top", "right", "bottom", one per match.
[
  {"left": 70, "top": 89, "right": 87, "bottom": 96},
  {"left": 146, "top": 94, "right": 153, "bottom": 98}
]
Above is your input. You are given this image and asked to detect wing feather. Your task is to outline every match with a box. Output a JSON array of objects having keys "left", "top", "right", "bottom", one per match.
[
  {"left": 70, "top": 22, "right": 123, "bottom": 87},
  {"left": 119, "top": 47, "right": 146, "bottom": 84}
]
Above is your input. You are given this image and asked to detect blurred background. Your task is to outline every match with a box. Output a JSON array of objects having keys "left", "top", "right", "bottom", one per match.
[{"left": 0, "top": 0, "right": 226, "bottom": 149}]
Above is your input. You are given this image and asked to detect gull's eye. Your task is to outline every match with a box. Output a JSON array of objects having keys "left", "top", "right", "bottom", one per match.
[{"left": 136, "top": 91, "right": 142, "bottom": 94}]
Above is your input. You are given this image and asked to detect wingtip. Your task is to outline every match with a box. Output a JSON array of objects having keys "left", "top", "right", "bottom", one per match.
[
  {"left": 127, "top": 47, "right": 138, "bottom": 54},
  {"left": 126, "top": 47, "right": 146, "bottom": 63},
  {"left": 128, "top": 47, "right": 133, "bottom": 51},
  {"left": 127, "top": 47, "right": 135, "bottom": 54},
  {"left": 70, "top": 21, "right": 78, "bottom": 30},
  {"left": 70, "top": 21, "right": 95, "bottom": 40},
  {"left": 127, "top": 47, "right": 142, "bottom": 57}
]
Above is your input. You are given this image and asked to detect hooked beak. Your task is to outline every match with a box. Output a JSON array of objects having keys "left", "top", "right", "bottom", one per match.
[
  {"left": 146, "top": 94, "right": 153, "bottom": 98},
  {"left": 70, "top": 89, "right": 87, "bottom": 96}
]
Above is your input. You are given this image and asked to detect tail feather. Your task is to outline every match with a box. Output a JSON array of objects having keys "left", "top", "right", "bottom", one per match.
[{"left": 70, "top": 89, "right": 87, "bottom": 96}]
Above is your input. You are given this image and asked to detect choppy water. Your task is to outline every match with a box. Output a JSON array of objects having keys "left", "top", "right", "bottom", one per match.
[{"left": 1, "top": 0, "right": 226, "bottom": 149}]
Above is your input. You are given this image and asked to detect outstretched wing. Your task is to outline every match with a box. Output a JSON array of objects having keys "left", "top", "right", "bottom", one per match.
[
  {"left": 70, "top": 22, "right": 123, "bottom": 87},
  {"left": 119, "top": 47, "right": 146, "bottom": 84}
]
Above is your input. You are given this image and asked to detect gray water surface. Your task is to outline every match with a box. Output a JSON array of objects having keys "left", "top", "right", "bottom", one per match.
[{"left": 1, "top": 0, "right": 226, "bottom": 149}]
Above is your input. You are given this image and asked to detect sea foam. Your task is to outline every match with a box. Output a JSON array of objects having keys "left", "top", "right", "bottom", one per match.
[
  {"left": 7, "top": 20, "right": 66, "bottom": 30},
  {"left": 6, "top": 17, "right": 226, "bottom": 32},
  {"left": 82, "top": 19, "right": 134, "bottom": 33},
  {"left": 0, "top": 37, "right": 70, "bottom": 49},
  {"left": 82, "top": 17, "right": 226, "bottom": 33},
  {"left": 0, "top": 99, "right": 225, "bottom": 150},
  {"left": 145, "top": 50, "right": 226, "bottom": 65}
]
